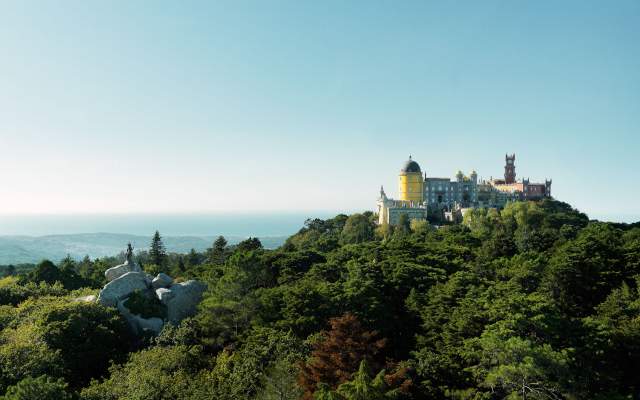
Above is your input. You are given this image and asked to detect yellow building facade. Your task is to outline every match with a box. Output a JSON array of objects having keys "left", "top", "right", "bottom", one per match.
[{"left": 398, "top": 156, "right": 424, "bottom": 202}]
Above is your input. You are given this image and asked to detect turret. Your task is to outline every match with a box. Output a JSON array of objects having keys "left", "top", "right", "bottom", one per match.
[
  {"left": 379, "top": 185, "right": 387, "bottom": 200},
  {"left": 470, "top": 170, "right": 478, "bottom": 183},
  {"left": 504, "top": 153, "right": 516, "bottom": 184},
  {"left": 398, "top": 156, "right": 424, "bottom": 203},
  {"left": 377, "top": 185, "right": 389, "bottom": 225},
  {"left": 545, "top": 179, "right": 552, "bottom": 197}
]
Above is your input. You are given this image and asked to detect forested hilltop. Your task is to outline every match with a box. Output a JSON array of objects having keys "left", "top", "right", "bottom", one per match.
[{"left": 1, "top": 199, "right": 639, "bottom": 399}]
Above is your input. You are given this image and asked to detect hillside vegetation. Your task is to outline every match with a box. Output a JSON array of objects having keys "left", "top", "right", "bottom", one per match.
[{"left": 0, "top": 199, "right": 639, "bottom": 399}]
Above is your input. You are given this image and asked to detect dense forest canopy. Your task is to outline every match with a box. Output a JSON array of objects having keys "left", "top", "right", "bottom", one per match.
[{"left": 0, "top": 199, "right": 639, "bottom": 399}]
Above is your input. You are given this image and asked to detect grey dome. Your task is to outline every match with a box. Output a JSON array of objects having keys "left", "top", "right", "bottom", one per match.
[{"left": 400, "top": 157, "right": 421, "bottom": 173}]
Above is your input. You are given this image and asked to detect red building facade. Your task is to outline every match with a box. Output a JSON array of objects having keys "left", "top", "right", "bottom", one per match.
[{"left": 490, "top": 154, "right": 551, "bottom": 200}]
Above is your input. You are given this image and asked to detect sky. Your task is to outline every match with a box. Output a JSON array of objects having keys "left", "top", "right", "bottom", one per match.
[{"left": 0, "top": 1, "right": 638, "bottom": 221}]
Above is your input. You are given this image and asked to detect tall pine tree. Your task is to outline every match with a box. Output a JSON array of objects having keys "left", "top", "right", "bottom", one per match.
[
  {"left": 187, "top": 248, "right": 201, "bottom": 266},
  {"left": 207, "top": 236, "right": 228, "bottom": 264},
  {"left": 149, "top": 230, "right": 167, "bottom": 266}
]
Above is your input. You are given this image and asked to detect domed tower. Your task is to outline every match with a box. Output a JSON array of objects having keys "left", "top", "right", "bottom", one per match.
[{"left": 399, "top": 156, "right": 424, "bottom": 203}]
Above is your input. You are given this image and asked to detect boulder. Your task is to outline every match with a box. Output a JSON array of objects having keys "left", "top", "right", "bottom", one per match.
[
  {"left": 105, "top": 260, "right": 142, "bottom": 282},
  {"left": 162, "top": 280, "right": 206, "bottom": 324},
  {"left": 98, "top": 272, "right": 150, "bottom": 307},
  {"left": 151, "top": 273, "right": 173, "bottom": 289},
  {"left": 73, "top": 294, "right": 97, "bottom": 302},
  {"left": 155, "top": 287, "right": 174, "bottom": 302},
  {"left": 117, "top": 299, "right": 164, "bottom": 335},
  {"left": 136, "top": 316, "right": 164, "bottom": 335}
]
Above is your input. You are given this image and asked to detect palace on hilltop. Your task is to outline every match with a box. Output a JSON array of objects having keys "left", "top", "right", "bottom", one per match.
[{"left": 377, "top": 154, "right": 552, "bottom": 225}]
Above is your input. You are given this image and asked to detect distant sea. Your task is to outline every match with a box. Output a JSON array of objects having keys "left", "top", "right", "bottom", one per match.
[
  {"left": 0, "top": 212, "right": 338, "bottom": 237},
  {"left": 0, "top": 212, "right": 339, "bottom": 264}
]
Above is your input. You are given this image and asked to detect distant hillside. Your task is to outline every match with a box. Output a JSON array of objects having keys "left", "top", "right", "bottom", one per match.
[{"left": 0, "top": 233, "right": 287, "bottom": 264}]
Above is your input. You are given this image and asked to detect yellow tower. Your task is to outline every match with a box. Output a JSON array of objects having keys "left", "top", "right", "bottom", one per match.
[{"left": 398, "top": 156, "right": 424, "bottom": 202}]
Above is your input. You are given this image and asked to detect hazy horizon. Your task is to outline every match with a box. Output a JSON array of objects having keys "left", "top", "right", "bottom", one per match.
[
  {"left": 0, "top": 212, "right": 339, "bottom": 237},
  {"left": 0, "top": 209, "right": 637, "bottom": 238}
]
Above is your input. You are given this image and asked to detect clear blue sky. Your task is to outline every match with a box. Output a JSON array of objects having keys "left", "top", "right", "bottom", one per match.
[{"left": 0, "top": 1, "right": 638, "bottom": 220}]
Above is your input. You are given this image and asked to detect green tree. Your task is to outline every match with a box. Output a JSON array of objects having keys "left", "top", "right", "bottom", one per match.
[
  {"left": 463, "top": 207, "right": 498, "bottom": 239},
  {"left": 314, "top": 360, "right": 399, "bottom": 400},
  {"left": 374, "top": 222, "right": 392, "bottom": 241},
  {"left": 393, "top": 214, "right": 411, "bottom": 238},
  {"left": 176, "top": 256, "right": 186, "bottom": 275},
  {"left": 197, "top": 251, "right": 270, "bottom": 346},
  {"left": 409, "top": 219, "right": 429, "bottom": 235},
  {"left": 0, "top": 324, "right": 64, "bottom": 393},
  {"left": 0, "top": 281, "right": 67, "bottom": 307},
  {"left": 340, "top": 214, "right": 375, "bottom": 244},
  {"left": 2, "top": 375, "right": 72, "bottom": 400},
  {"left": 465, "top": 323, "right": 570, "bottom": 399},
  {"left": 257, "top": 357, "right": 303, "bottom": 400},
  {"left": 237, "top": 237, "right": 263, "bottom": 252},
  {"left": 149, "top": 230, "right": 167, "bottom": 266},
  {"left": 77, "top": 257, "right": 107, "bottom": 288},
  {"left": 223, "top": 327, "right": 304, "bottom": 399},
  {"left": 58, "top": 255, "right": 89, "bottom": 290},
  {"left": 187, "top": 248, "right": 202, "bottom": 267},
  {"left": 29, "top": 260, "right": 60, "bottom": 285},
  {"left": 544, "top": 223, "right": 624, "bottom": 317},
  {"left": 284, "top": 215, "right": 347, "bottom": 252},
  {"left": 1, "top": 297, "right": 131, "bottom": 389},
  {"left": 207, "top": 236, "right": 228, "bottom": 264},
  {"left": 480, "top": 221, "right": 517, "bottom": 259},
  {"left": 80, "top": 345, "right": 207, "bottom": 400},
  {"left": 577, "top": 280, "right": 640, "bottom": 397},
  {"left": 83, "top": 328, "right": 304, "bottom": 400}
]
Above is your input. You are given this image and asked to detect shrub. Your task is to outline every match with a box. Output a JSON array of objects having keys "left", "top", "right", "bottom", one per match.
[
  {"left": 124, "top": 289, "right": 167, "bottom": 319},
  {"left": 2, "top": 375, "right": 72, "bottom": 400}
]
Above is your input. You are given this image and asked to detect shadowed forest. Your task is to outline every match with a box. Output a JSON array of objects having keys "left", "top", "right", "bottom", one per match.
[{"left": 0, "top": 199, "right": 639, "bottom": 399}]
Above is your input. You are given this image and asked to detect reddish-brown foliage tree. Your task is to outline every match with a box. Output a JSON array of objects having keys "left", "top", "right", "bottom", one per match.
[
  {"left": 384, "top": 362, "right": 414, "bottom": 394},
  {"left": 298, "top": 313, "right": 388, "bottom": 399}
]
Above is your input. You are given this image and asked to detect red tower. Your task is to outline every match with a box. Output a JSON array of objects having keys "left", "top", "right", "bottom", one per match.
[{"left": 504, "top": 154, "right": 516, "bottom": 184}]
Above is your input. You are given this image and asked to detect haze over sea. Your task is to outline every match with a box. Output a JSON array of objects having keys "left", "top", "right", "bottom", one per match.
[
  {"left": 0, "top": 212, "right": 339, "bottom": 237},
  {"left": 0, "top": 210, "right": 637, "bottom": 237}
]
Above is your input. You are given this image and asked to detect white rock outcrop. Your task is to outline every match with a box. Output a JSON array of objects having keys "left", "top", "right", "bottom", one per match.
[
  {"left": 105, "top": 260, "right": 142, "bottom": 282},
  {"left": 73, "top": 294, "right": 97, "bottom": 302},
  {"left": 97, "top": 244, "right": 206, "bottom": 335},
  {"left": 161, "top": 280, "right": 207, "bottom": 324},
  {"left": 151, "top": 273, "right": 173, "bottom": 289},
  {"left": 155, "top": 287, "right": 174, "bottom": 302},
  {"left": 98, "top": 271, "right": 150, "bottom": 307}
]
